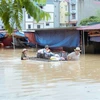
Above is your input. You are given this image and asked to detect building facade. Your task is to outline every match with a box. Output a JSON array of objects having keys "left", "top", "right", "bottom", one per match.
[
  {"left": 59, "top": 0, "right": 100, "bottom": 26},
  {"left": 69, "top": 0, "right": 78, "bottom": 26},
  {"left": 54, "top": 0, "right": 60, "bottom": 27},
  {"left": 59, "top": 0, "right": 78, "bottom": 27},
  {"left": 77, "top": 0, "right": 100, "bottom": 25},
  {"left": 0, "top": 0, "right": 100, "bottom": 30},
  {"left": 60, "top": 0, "right": 69, "bottom": 27},
  {"left": 23, "top": 3, "right": 54, "bottom": 30}
]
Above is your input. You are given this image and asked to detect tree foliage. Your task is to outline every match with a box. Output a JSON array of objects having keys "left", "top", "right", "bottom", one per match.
[
  {"left": 0, "top": 0, "right": 50, "bottom": 34},
  {"left": 80, "top": 16, "right": 100, "bottom": 26}
]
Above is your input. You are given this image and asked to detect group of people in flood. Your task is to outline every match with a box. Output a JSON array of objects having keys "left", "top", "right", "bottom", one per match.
[{"left": 21, "top": 45, "right": 81, "bottom": 61}]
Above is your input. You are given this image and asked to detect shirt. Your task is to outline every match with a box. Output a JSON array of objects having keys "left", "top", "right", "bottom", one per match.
[{"left": 67, "top": 52, "right": 80, "bottom": 61}]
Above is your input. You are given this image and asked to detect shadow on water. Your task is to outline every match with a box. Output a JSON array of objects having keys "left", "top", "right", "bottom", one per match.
[{"left": 0, "top": 49, "right": 100, "bottom": 100}]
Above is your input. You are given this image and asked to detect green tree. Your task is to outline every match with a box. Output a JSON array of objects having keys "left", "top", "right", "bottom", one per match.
[
  {"left": 0, "top": 0, "right": 50, "bottom": 34},
  {"left": 80, "top": 16, "right": 100, "bottom": 26}
]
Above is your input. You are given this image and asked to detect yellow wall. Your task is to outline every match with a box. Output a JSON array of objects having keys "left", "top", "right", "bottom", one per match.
[{"left": 60, "top": 1, "right": 69, "bottom": 24}]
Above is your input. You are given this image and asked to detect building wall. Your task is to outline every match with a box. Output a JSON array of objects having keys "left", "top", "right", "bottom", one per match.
[
  {"left": 0, "top": 0, "right": 100, "bottom": 30},
  {"left": 60, "top": 0, "right": 68, "bottom": 25},
  {"left": 70, "top": 0, "right": 78, "bottom": 21},
  {"left": 23, "top": 4, "right": 54, "bottom": 30},
  {"left": 59, "top": 0, "right": 78, "bottom": 27},
  {"left": 54, "top": 0, "right": 60, "bottom": 28},
  {"left": 78, "top": 0, "right": 100, "bottom": 25},
  {"left": 25, "top": 23, "right": 34, "bottom": 30}
]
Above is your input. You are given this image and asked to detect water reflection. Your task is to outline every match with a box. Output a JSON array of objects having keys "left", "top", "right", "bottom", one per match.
[
  {"left": 0, "top": 49, "right": 100, "bottom": 100},
  {"left": 80, "top": 54, "right": 100, "bottom": 82},
  {"left": 21, "top": 61, "right": 81, "bottom": 83}
]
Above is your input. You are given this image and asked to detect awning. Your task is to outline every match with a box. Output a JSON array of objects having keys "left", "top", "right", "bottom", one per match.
[
  {"left": 77, "top": 24, "right": 100, "bottom": 30},
  {"left": 13, "top": 31, "right": 25, "bottom": 38},
  {"left": 0, "top": 33, "right": 6, "bottom": 39}
]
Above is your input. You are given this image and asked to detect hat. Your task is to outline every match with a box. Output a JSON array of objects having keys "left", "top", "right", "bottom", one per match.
[
  {"left": 74, "top": 47, "right": 81, "bottom": 52},
  {"left": 22, "top": 48, "right": 27, "bottom": 52},
  {"left": 45, "top": 45, "right": 49, "bottom": 48}
]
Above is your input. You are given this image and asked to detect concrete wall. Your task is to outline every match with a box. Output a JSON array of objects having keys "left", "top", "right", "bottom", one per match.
[
  {"left": 23, "top": 4, "right": 54, "bottom": 30},
  {"left": 60, "top": 1, "right": 68, "bottom": 24},
  {"left": 54, "top": 0, "right": 60, "bottom": 27},
  {"left": 78, "top": 0, "right": 100, "bottom": 25},
  {"left": 70, "top": 0, "right": 78, "bottom": 22}
]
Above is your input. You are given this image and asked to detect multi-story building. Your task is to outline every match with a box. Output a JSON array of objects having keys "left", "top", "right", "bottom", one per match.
[
  {"left": 54, "top": 0, "right": 60, "bottom": 27},
  {"left": 69, "top": 0, "right": 78, "bottom": 26},
  {"left": 59, "top": 0, "right": 78, "bottom": 27},
  {"left": 59, "top": 0, "right": 100, "bottom": 27},
  {"left": 0, "top": 0, "right": 100, "bottom": 30},
  {"left": 77, "top": 0, "right": 100, "bottom": 25},
  {"left": 22, "top": 0, "right": 54, "bottom": 30},
  {"left": 60, "top": 0, "right": 69, "bottom": 27}
]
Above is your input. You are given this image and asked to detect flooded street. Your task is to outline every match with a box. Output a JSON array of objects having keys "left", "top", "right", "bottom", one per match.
[{"left": 0, "top": 49, "right": 100, "bottom": 100}]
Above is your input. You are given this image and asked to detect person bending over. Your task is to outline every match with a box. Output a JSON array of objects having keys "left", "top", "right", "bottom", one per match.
[{"left": 67, "top": 47, "right": 81, "bottom": 61}]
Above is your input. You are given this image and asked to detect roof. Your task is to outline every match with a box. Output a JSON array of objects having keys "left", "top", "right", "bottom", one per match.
[
  {"left": 0, "top": 30, "right": 26, "bottom": 38},
  {"left": 34, "top": 26, "right": 77, "bottom": 31},
  {"left": 22, "top": 30, "right": 35, "bottom": 32},
  {"left": 13, "top": 31, "right": 25, "bottom": 38},
  {"left": 77, "top": 24, "right": 100, "bottom": 30}
]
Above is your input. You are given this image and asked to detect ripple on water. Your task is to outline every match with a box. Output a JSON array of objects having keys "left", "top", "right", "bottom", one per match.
[{"left": 1, "top": 49, "right": 100, "bottom": 100}]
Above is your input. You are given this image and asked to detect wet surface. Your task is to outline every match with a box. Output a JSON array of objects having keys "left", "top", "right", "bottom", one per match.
[{"left": 0, "top": 49, "right": 100, "bottom": 100}]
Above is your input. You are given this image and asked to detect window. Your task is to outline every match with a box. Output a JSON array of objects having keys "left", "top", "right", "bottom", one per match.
[
  {"left": 46, "top": 23, "right": 49, "bottom": 26},
  {"left": 37, "top": 25, "right": 40, "bottom": 29},
  {"left": 72, "top": 4, "right": 75, "bottom": 10},
  {"left": 65, "top": 5, "right": 67, "bottom": 11},
  {"left": 2, "top": 26, "right": 4, "bottom": 29},
  {"left": 28, "top": 24, "right": 31, "bottom": 29},
  {"left": 28, "top": 14, "right": 31, "bottom": 19},
  {"left": 72, "top": 24, "right": 76, "bottom": 26},
  {"left": 72, "top": 13, "right": 76, "bottom": 19}
]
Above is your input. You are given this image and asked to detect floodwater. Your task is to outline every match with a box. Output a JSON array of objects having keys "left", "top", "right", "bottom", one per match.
[{"left": 0, "top": 49, "right": 100, "bottom": 100}]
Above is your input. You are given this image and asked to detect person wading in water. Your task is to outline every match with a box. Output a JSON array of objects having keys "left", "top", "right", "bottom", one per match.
[
  {"left": 21, "top": 48, "right": 29, "bottom": 60},
  {"left": 67, "top": 47, "right": 81, "bottom": 61}
]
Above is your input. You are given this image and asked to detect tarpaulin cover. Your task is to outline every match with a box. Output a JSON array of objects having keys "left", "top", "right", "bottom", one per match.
[
  {"left": 0, "top": 31, "right": 25, "bottom": 38},
  {"left": 90, "top": 36, "right": 100, "bottom": 42},
  {"left": 14, "top": 31, "right": 25, "bottom": 37},
  {"left": 0, "top": 33, "right": 6, "bottom": 39},
  {"left": 35, "top": 30, "right": 80, "bottom": 47}
]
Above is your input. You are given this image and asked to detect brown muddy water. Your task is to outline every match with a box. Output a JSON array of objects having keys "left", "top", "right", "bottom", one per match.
[{"left": 0, "top": 48, "right": 100, "bottom": 100}]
